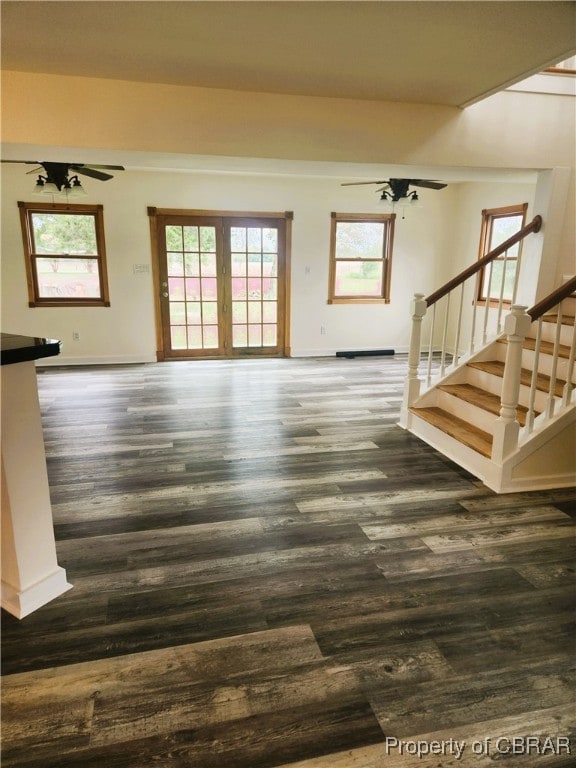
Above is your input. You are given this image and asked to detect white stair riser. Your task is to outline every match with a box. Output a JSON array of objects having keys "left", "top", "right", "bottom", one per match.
[
  {"left": 519, "top": 348, "right": 576, "bottom": 384},
  {"left": 535, "top": 322, "right": 574, "bottom": 347},
  {"left": 436, "top": 390, "right": 498, "bottom": 432},
  {"left": 494, "top": 338, "right": 575, "bottom": 383},
  {"left": 464, "top": 367, "right": 503, "bottom": 397},
  {"left": 464, "top": 367, "right": 550, "bottom": 412}
]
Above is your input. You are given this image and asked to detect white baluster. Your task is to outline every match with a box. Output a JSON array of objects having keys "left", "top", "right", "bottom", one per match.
[
  {"left": 492, "top": 306, "right": 531, "bottom": 461},
  {"left": 496, "top": 250, "right": 509, "bottom": 334},
  {"left": 482, "top": 262, "right": 493, "bottom": 344},
  {"left": 546, "top": 307, "right": 564, "bottom": 418},
  {"left": 511, "top": 251, "right": 522, "bottom": 305},
  {"left": 525, "top": 318, "right": 542, "bottom": 435},
  {"left": 453, "top": 282, "right": 465, "bottom": 367},
  {"left": 562, "top": 315, "right": 576, "bottom": 407},
  {"left": 426, "top": 303, "right": 436, "bottom": 386},
  {"left": 440, "top": 293, "right": 451, "bottom": 376},
  {"left": 469, "top": 273, "right": 481, "bottom": 355}
]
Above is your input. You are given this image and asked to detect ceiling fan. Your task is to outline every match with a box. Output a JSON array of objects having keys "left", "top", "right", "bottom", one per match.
[
  {"left": 1, "top": 160, "right": 125, "bottom": 193},
  {"left": 342, "top": 178, "right": 447, "bottom": 202}
]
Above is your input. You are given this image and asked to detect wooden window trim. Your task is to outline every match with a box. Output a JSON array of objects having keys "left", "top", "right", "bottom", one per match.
[
  {"left": 147, "top": 208, "right": 292, "bottom": 360},
  {"left": 18, "top": 201, "right": 110, "bottom": 307},
  {"left": 476, "top": 203, "right": 528, "bottom": 305},
  {"left": 328, "top": 212, "right": 395, "bottom": 304},
  {"left": 148, "top": 207, "right": 293, "bottom": 220}
]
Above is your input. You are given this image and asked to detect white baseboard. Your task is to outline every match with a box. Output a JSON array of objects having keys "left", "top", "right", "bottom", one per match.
[
  {"left": 36, "top": 354, "right": 157, "bottom": 367},
  {"left": 493, "top": 472, "right": 576, "bottom": 494}
]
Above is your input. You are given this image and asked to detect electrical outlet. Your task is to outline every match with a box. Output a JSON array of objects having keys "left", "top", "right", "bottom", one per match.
[
  {"left": 72, "top": 331, "right": 80, "bottom": 341},
  {"left": 320, "top": 326, "right": 326, "bottom": 335}
]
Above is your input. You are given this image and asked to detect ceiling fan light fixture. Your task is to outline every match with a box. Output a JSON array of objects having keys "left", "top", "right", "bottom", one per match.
[
  {"left": 66, "top": 176, "right": 87, "bottom": 197},
  {"left": 378, "top": 191, "right": 394, "bottom": 211},
  {"left": 42, "top": 180, "right": 59, "bottom": 195},
  {"left": 4, "top": 159, "right": 125, "bottom": 196},
  {"left": 342, "top": 177, "right": 447, "bottom": 214}
]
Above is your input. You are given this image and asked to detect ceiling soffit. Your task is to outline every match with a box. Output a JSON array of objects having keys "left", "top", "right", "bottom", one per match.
[{"left": 2, "top": 1, "right": 575, "bottom": 108}]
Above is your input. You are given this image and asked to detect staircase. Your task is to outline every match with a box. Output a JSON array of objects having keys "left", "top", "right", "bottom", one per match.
[{"left": 400, "top": 216, "right": 576, "bottom": 493}]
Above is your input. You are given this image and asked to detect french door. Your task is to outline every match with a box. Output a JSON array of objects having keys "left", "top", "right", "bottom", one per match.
[{"left": 151, "top": 211, "right": 289, "bottom": 359}]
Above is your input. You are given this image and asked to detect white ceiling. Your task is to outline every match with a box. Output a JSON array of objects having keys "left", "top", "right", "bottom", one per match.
[{"left": 2, "top": 1, "right": 575, "bottom": 108}]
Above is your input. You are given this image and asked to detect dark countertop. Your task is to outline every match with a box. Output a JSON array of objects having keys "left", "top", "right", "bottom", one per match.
[{"left": 1, "top": 333, "right": 62, "bottom": 366}]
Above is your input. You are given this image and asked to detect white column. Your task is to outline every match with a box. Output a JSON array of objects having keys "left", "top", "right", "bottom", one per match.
[
  {"left": 1, "top": 361, "right": 72, "bottom": 618},
  {"left": 399, "top": 293, "right": 427, "bottom": 428},
  {"left": 492, "top": 306, "right": 531, "bottom": 462}
]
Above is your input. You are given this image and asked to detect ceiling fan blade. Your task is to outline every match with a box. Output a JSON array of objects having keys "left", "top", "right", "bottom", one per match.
[
  {"left": 0, "top": 159, "right": 40, "bottom": 164},
  {"left": 341, "top": 180, "right": 388, "bottom": 186},
  {"left": 408, "top": 179, "right": 447, "bottom": 190},
  {"left": 83, "top": 164, "right": 125, "bottom": 171},
  {"left": 2, "top": 160, "right": 124, "bottom": 170},
  {"left": 72, "top": 166, "right": 114, "bottom": 181}
]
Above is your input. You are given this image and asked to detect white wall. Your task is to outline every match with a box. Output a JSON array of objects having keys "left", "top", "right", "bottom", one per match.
[
  {"left": 450, "top": 181, "right": 537, "bottom": 274},
  {"left": 3, "top": 72, "right": 575, "bottom": 171},
  {"left": 1, "top": 163, "right": 540, "bottom": 363}
]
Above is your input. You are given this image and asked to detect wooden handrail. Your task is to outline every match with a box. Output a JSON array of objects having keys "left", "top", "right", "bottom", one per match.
[
  {"left": 543, "top": 67, "right": 576, "bottom": 76},
  {"left": 425, "top": 215, "right": 542, "bottom": 307},
  {"left": 528, "top": 275, "right": 576, "bottom": 321}
]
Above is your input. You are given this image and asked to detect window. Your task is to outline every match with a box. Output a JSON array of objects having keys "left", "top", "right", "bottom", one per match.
[
  {"left": 18, "top": 201, "right": 110, "bottom": 307},
  {"left": 328, "top": 212, "right": 395, "bottom": 304},
  {"left": 477, "top": 203, "right": 527, "bottom": 303}
]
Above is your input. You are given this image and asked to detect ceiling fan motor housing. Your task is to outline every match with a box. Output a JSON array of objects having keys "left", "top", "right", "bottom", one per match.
[{"left": 388, "top": 179, "right": 411, "bottom": 201}]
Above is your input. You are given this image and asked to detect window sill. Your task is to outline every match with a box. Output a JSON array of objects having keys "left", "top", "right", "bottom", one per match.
[
  {"left": 29, "top": 300, "right": 111, "bottom": 308},
  {"left": 476, "top": 299, "right": 513, "bottom": 309},
  {"left": 328, "top": 298, "right": 390, "bottom": 305}
]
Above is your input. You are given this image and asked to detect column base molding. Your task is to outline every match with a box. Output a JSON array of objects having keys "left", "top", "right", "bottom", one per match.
[{"left": 2, "top": 567, "right": 72, "bottom": 619}]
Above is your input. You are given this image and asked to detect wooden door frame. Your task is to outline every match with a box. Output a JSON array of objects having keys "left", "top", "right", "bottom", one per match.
[{"left": 148, "top": 208, "right": 293, "bottom": 361}]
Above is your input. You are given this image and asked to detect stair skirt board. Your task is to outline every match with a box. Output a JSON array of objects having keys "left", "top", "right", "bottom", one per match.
[{"left": 405, "top": 408, "right": 576, "bottom": 494}]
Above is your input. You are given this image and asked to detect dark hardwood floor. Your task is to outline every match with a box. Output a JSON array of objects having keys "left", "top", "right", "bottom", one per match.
[{"left": 1, "top": 357, "right": 574, "bottom": 767}]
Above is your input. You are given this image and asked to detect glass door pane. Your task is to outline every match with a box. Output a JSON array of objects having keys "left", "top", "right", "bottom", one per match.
[
  {"left": 230, "top": 225, "right": 279, "bottom": 350},
  {"left": 164, "top": 223, "right": 222, "bottom": 354}
]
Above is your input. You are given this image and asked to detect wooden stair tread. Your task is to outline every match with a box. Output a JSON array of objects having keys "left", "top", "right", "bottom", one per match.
[
  {"left": 409, "top": 406, "right": 492, "bottom": 458},
  {"left": 467, "top": 360, "right": 565, "bottom": 397},
  {"left": 497, "top": 336, "right": 572, "bottom": 358},
  {"left": 437, "top": 383, "right": 536, "bottom": 426},
  {"left": 541, "top": 313, "right": 575, "bottom": 326}
]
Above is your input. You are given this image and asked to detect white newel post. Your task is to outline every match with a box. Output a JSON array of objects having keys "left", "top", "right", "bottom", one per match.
[
  {"left": 492, "top": 305, "right": 531, "bottom": 462},
  {"left": 399, "top": 293, "right": 427, "bottom": 428}
]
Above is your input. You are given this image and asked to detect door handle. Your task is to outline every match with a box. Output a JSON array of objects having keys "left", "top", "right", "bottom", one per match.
[{"left": 161, "top": 291, "right": 169, "bottom": 298}]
